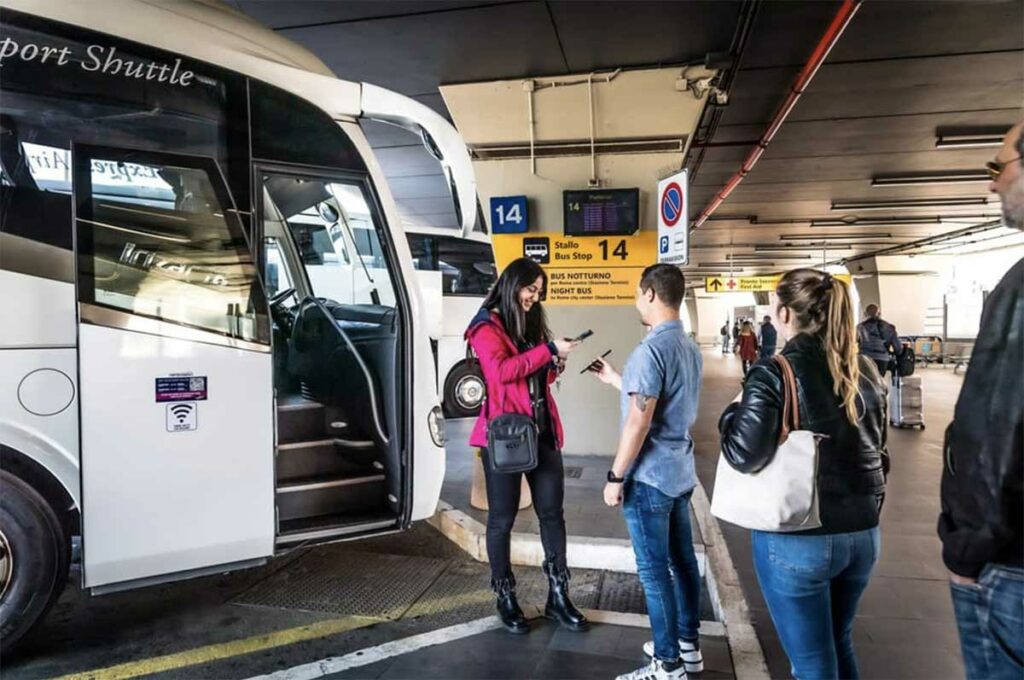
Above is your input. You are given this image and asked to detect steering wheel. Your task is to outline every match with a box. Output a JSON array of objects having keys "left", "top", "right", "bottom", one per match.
[{"left": 268, "top": 287, "right": 295, "bottom": 308}]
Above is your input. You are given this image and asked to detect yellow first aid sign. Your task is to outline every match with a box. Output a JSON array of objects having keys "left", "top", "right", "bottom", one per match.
[
  {"left": 492, "top": 233, "right": 657, "bottom": 306},
  {"left": 705, "top": 274, "right": 851, "bottom": 293}
]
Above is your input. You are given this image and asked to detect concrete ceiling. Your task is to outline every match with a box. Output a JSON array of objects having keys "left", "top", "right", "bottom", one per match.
[{"left": 233, "top": 0, "right": 1024, "bottom": 272}]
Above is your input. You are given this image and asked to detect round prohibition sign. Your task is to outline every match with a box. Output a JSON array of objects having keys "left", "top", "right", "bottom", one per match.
[{"left": 661, "top": 182, "right": 683, "bottom": 227}]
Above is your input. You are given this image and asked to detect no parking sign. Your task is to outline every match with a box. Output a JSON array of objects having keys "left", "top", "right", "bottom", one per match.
[{"left": 657, "top": 169, "right": 688, "bottom": 266}]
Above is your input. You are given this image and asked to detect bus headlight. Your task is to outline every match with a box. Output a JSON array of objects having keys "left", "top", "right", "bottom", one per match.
[{"left": 428, "top": 406, "right": 446, "bottom": 447}]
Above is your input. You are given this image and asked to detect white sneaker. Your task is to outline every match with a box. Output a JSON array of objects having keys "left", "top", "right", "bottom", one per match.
[
  {"left": 615, "top": 658, "right": 686, "bottom": 680},
  {"left": 643, "top": 638, "right": 703, "bottom": 673}
]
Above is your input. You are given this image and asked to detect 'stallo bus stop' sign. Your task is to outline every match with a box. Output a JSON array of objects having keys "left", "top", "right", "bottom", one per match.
[{"left": 492, "top": 233, "right": 657, "bottom": 306}]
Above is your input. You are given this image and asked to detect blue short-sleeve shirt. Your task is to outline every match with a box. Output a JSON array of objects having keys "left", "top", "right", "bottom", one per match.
[{"left": 620, "top": 319, "right": 703, "bottom": 497}]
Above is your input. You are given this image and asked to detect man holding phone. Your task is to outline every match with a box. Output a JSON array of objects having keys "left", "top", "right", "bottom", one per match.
[{"left": 589, "top": 264, "right": 704, "bottom": 680}]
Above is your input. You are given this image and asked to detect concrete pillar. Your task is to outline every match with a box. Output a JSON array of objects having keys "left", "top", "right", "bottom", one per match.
[{"left": 848, "top": 256, "right": 944, "bottom": 335}]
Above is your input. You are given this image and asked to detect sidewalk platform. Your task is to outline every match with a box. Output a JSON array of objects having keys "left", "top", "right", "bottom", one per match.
[{"left": 432, "top": 420, "right": 768, "bottom": 679}]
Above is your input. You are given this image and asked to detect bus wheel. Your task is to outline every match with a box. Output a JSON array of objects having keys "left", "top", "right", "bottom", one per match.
[
  {"left": 444, "top": 362, "right": 485, "bottom": 419},
  {"left": 0, "top": 471, "right": 70, "bottom": 654}
]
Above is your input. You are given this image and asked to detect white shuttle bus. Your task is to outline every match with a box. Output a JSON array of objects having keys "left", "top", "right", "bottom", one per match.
[
  {"left": 0, "top": 0, "right": 476, "bottom": 651},
  {"left": 405, "top": 228, "right": 495, "bottom": 419}
]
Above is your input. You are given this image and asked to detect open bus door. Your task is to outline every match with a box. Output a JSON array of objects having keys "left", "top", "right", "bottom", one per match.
[{"left": 73, "top": 146, "right": 275, "bottom": 592}]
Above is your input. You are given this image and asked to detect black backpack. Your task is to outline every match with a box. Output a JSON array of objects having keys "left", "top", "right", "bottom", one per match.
[{"left": 896, "top": 344, "right": 916, "bottom": 377}]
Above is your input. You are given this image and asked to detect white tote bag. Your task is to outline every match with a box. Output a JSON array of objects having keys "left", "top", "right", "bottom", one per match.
[{"left": 711, "top": 355, "right": 822, "bottom": 532}]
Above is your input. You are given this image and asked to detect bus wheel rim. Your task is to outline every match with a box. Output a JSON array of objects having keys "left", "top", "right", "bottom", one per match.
[
  {"left": 0, "top": 529, "right": 12, "bottom": 601},
  {"left": 455, "top": 375, "right": 484, "bottom": 410}
]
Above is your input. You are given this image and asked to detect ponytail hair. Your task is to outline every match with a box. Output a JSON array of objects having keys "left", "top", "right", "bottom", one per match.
[{"left": 776, "top": 269, "right": 861, "bottom": 424}]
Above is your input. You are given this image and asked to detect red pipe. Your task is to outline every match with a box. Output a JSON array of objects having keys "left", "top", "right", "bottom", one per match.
[{"left": 693, "top": 0, "right": 863, "bottom": 229}]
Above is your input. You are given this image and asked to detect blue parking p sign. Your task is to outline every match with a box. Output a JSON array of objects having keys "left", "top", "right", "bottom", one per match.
[{"left": 490, "top": 196, "right": 528, "bottom": 234}]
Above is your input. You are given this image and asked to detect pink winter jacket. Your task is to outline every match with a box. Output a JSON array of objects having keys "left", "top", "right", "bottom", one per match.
[{"left": 465, "top": 310, "right": 565, "bottom": 451}]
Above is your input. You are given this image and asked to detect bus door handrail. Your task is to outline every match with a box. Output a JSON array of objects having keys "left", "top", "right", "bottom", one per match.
[{"left": 296, "top": 295, "right": 390, "bottom": 446}]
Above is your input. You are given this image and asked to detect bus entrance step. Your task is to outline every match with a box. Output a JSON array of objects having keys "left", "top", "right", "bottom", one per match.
[
  {"left": 276, "top": 474, "right": 387, "bottom": 521},
  {"left": 277, "top": 398, "right": 326, "bottom": 443},
  {"left": 276, "top": 440, "right": 379, "bottom": 482}
]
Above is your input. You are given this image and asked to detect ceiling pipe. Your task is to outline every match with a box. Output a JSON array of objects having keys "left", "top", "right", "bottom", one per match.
[{"left": 692, "top": 0, "right": 863, "bottom": 230}]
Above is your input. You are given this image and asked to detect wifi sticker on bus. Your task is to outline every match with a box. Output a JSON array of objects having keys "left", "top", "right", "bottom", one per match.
[{"left": 166, "top": 403, "right": 198, "bottom": 432}]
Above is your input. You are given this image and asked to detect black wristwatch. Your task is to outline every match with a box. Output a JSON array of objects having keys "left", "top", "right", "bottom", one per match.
[{"left": 607, "top": 470, "right": 625, "bottom": 483}]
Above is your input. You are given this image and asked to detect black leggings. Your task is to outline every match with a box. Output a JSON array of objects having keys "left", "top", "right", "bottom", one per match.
[{"left": 481, "top": 439, "right": 567, "bottom": 582}]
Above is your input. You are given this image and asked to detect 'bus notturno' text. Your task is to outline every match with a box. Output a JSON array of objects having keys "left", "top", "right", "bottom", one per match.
[{"left": 0, "top": 39, "right": 196, "bottom": 86}]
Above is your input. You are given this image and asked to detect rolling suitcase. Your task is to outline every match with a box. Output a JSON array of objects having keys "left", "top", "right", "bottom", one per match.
[{"left": 889, "top": 374, "right": 925, "bottom": 430}]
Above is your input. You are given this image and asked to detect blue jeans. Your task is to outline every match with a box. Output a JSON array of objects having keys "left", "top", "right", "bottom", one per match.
[
  {"left": 950, "top": 564, "right": 1024, "bottom": 680},
  {"left": 622, "top": 480, "right": 702, "bottom": 661},
  {"left": 760, "top": 345, "right": 776, "bottom": 360},
  {"left": 752, "top": 528, "right": 880, "bottom": 680}
]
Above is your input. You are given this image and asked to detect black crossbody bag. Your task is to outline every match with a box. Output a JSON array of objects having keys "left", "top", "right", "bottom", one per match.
[{"left": 479, "top": 352, "right": 541, "bottom": 475}]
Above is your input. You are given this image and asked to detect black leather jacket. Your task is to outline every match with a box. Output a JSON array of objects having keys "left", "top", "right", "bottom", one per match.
[
  {"left": 939, "top": 258, "right": 1024, "bottom": 578},
  {"left": 718, "top": 333, "right": 889, "bottom": 535}
]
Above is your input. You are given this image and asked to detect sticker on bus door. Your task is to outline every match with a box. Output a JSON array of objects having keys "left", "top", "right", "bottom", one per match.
[
  {"left": 155, "top": 375, "right": 208, "bottom": 402},
  {"left": 166, "top": 403, "right": 198, "bottom": 432}
]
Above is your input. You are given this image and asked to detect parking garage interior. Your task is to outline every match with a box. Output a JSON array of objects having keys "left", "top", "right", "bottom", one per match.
[{"left": 1, "top": 1, "right": 1022, "bottom": 679}]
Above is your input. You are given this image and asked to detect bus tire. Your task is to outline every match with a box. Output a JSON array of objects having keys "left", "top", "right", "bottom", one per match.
[
  {"left": 443, "top": 361, "right": 485, "bottom": 419},
  {"left": 0, "top": 471, "right": 70, "bottom": 654}
]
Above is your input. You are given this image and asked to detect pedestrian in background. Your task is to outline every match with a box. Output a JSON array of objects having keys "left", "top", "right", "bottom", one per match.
[
  {"left": 759, "top": 315, "right": 778, "bottom": 359},
  {"left": 857, "top": 305, "right": 900, "bottom": 378},
  {"left": 939, "top": 121, "right": 1024, "bottom": 680},
  {"left": 589, "top": 264, "right": 704, "bottom": 680},
  {"left": 465, "top": 257, "right": 589, "bottom": 635},
  {"left": 720, "top": 321, "right": 730, "bottom": 354},
  {"left": 719, "top": 269, "right": 889, "bottom": 680},
  {"left": 735, "top": 321, "right": 759, "bottom": 376}
]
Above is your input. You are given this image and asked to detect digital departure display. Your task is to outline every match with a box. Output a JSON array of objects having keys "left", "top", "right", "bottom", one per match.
[{"left": 563, "top": 188, "right": 640, "bottom": 236}]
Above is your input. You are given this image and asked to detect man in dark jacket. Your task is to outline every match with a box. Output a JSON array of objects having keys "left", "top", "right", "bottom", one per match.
[
  {"left": 939, "top": 121, "right": 1024, "bottom": 680},
  {"left": 757, "top": 315, "right": 777, "bottom": 359},
  {"left": 857, "top": 305, "right": 900, "bottom": 377}
]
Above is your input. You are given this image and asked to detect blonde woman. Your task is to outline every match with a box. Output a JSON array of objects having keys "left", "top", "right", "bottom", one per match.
[{"left": 718, "top": 269, "right": 890, "bottom": 680}]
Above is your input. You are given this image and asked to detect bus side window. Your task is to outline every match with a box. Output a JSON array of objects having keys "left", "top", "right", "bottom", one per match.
[
  {"left": 76, "top": 151, "right": 268, "bottom": 343},
  {"left": 438, "top": 236, "right": 497, "bottom": 296}
]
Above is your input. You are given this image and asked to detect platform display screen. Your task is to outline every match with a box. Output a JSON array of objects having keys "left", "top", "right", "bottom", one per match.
[{"left": 563, "top": 188, "right": 640, "bottom": 236}]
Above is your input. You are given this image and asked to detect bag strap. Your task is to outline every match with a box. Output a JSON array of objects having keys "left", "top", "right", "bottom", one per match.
[{"left": 773, "top": 354, "right": 800, "bottom": 444}]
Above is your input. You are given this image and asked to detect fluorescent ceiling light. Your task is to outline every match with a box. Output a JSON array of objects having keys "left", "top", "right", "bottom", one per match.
[
  {"left": 811, "top": 216, "right": 941, "bottom": 227},
  {"left": 720, "top": 251, "right": 806, "bottom": 260},
  {"left": 831, "top": 197, "right": 989, "bottom": 211},
  {"left": 780, "top": 233, "right": 894, "bottom": 241},
  {"left": 935, "top": 134, "right": 1003, "bottom": 149},
  {"left": 872, "top": 172, "right": 988, "bottom": 187},
  {"left": 755, "top": 245, "right": 854, "bottom": 252}
]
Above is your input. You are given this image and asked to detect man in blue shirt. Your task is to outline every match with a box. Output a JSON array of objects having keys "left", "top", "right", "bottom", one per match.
[{"left": 588, "top": 264, "right": 704, "bottom": 680}]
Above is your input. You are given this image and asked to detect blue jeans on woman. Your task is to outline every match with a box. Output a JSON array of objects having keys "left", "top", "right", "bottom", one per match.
[
  {"left": 752, "top": 527, "right": 880, "bottom": 680},
  {"left": 622, "top": 480, "right": 702, "bottom": 661},
  {"left": 950, "top": 564, "right": 1024, "bottom": 680}
]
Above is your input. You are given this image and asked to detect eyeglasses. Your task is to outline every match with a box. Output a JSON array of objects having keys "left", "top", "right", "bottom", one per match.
[{"left": 987, "top": 155, "right": 1021, "bottom": 181}]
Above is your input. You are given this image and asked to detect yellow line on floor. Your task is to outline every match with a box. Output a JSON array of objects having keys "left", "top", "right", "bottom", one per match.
[{"left": 52, "top": 615, "right": 380, "bottom": 680}]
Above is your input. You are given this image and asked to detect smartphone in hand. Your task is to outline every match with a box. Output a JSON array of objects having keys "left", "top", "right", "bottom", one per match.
[
  {"left": 580, "top": 349, "right": 612, "bottom": 374},
  {"left": 572, "top": 329, "right": 594, "bottom": 343}
]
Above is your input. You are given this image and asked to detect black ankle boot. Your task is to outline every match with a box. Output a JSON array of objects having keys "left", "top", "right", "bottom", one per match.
[
  {"left": 542, "top": 560, "right": 589, "bottom": 632},
  {"left": 492, "top": 576, "right": 529, "bottom": 634}
]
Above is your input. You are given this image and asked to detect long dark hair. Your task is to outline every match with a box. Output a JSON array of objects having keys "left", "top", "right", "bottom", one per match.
[
  {"left": 481, "top": 257, "right": 552, "bottom": 347},
  {"left": 776, "top": 268, "right": 860, "bottom": 424}
]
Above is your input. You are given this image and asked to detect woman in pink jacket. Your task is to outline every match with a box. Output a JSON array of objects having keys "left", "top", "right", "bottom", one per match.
[{"left": 466, "top": 257, "right": 588, "bottom": 635}]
